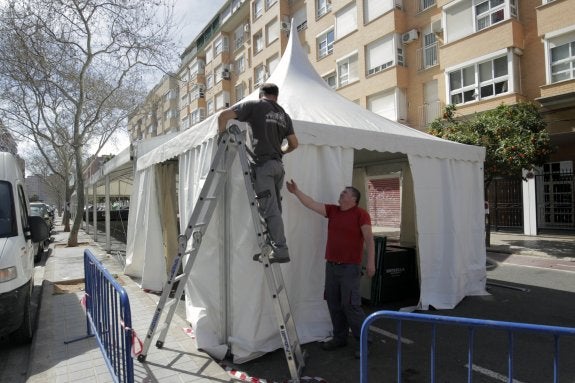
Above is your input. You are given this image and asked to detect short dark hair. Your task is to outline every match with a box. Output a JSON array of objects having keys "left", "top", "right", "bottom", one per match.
[
  {"left": 259, "top": 83, "right": 279, "bottom": 97},
  {"left": 346, "top": 186, "right": 361, "bottom": 204}
]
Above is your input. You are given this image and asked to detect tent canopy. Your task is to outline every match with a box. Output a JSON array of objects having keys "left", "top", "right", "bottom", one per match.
[{"left": 126, "top": 22, "right": 487, "bottom": 363}]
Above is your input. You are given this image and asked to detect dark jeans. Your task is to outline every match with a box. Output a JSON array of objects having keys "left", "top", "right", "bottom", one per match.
[{"left": 324, "top": 262, "right": 366, "bottom": 341}]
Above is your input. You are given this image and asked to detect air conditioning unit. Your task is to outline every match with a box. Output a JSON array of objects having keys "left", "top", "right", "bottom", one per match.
[
  {"left": 280, "top": 21, "right": 291, "bottom": 32},
  {"left": 431, "top": 19, "right": 443, "bottom": 34},
  {"left": 222, "top": 69, "right": 231, "bottom": 79},
  {"left": 402, "top": 29, "right": 419, "bottom": 44},
  {"left": 243, "top": 23, "right": 250, "bottom": 33}
]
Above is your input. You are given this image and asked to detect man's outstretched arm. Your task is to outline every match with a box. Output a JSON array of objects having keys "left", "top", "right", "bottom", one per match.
[{"left": 286, "top": 179, "right": 326, "bottom": 216}]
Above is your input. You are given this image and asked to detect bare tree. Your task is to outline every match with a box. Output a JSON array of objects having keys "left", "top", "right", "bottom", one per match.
[{"left": 0, "top": 0, "right": 178, "bottom": 246}]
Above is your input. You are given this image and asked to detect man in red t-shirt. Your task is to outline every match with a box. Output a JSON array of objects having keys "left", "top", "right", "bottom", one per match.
[{"left": 286, "top": 179, "right": 375, "bottom": 357}]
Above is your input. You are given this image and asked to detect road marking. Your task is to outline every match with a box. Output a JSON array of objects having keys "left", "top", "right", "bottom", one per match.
[
  {"left": 369, "top": 325, "right": 414, "bottom": 344},
  {"left": 466, "top": 364, "right": 527, "bottom": 383}
]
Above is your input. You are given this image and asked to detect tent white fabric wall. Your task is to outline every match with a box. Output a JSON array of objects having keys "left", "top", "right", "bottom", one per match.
[{"left": 126, "top": 23, "right": 487, "bottom": 362}]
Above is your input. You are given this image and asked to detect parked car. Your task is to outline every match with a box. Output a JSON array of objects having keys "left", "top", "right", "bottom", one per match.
[
  {"left": 0, "top": 152, "right": 50, "bottom": 344},
  {"left": 30, "top": 202, "right": 54, "bottom": 231}
]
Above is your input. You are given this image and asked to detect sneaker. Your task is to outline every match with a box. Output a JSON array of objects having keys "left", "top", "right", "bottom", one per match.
[
  {"left": 321, "top": 338, "right": 347, "bottom": 351},
  {"left": 269, "top": 245, "right": 290, "bottom": 264},
  {"left": 252, "top": 252, "right": 290, "bottom": 264},
  {"left": 269, "top": 254, "right": 290, "bottom": 264}
]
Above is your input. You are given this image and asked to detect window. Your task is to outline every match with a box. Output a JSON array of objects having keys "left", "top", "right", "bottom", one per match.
[
  {"left": 191, "top": 108, "right": 206, "bottom": 125},
  {"left": 181, "top": 115, "right": 190, "bottom": 130},
  {"left": 266, "top": 0, "right": 278, "bottom": 9},
  {"left": 549, "top": 32, "right": 575, "bottom": 83},
  {"left": 337, "top": 52, "right": 359, "bottom": 87},
  {"left": 445, "top": 0, "right": 517, "bottom": 43},
  {"left": 366, "top": 36, "right": 395, "bottom": 75},
  {"left": 207, "top": 99, "right": 214, "bottom": 115},
  {"left": 448, "top": 53, "right": 510, "bottom": 105},
  {"left": 317, "top": 29, "right": 334, "bottom": 59},
  {"left": 234, "top": 24, "right": 245, "bottom": 51},
  {"left": 215, "top": 64, "right": 223, "bottom": 83},
  {"left": 363, "top": 0, "right": 394, "bottom": 23},
  {"left": 422, "top": 31, "right": 438, "bottom": 69},
  {"left": 235, "top": 83, "right": 245, "bottom": 102},
  {"left": 475, "top": 0, "right": 505, "bottom": 31},
  {"left": 267, "top": 54, "right": 279, "bottom": 76},
  {"left": 214, "top": 36, "right": 229, "bottom": 56},
  {"left": 206, "top": 73, "right": 214, "bottom": 89},
  {"left": 253, "top": 0, "right": 263, "bottom": 19},
  {"left": 235, "top": 55, "right": 245, "bottom": 74},
  {"left": 322, "top": 72, "right": 336, "bottom": 89},
  {"left": 335, "top": 2, "right": 357, "bottom": 40},
  {"left": 215, "top": 91, "right": 230, "bottom": 110},
  {"left": 255, "top": 64, "right": 267, "bottom": 85},
  {"left": 205, "top": 46, "right": 213, "bottom": 64},
  {"left": 421, "top": 80, "right": 441, "bottom": 126},
  {"left": 420, "top": 0, "right": 436, "bottom": 12},
  {"left": 316, "top": 0, "right": 331, "bottom": 18},
  {"left": 266, "top": 19, "right": 279, "bottom": 46},
  {"left": 368, "top": 89, "right": 398, "bottom": 120},
  {"left": 293, "top": 6, "right": 308, "bottom": 32},
  {"left": 254, "top": 31, "right": 264, "bottom": 54},
  {"left": 0, "top": 181, "right": 16, "bottom": 238}
]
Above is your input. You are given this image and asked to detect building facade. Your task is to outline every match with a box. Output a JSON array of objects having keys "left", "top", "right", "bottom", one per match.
[{"left": 128, "top": 0, "right": 575, "bottom": 233}]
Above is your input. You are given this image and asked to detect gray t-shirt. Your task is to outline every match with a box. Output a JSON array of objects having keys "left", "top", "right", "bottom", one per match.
[{"left": 232, "top": 99, "right": 294, "bottom": 163}]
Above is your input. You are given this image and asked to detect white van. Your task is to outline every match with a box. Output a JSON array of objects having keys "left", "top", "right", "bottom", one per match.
[{"left": 0, "top": 152, "right": 49, "bottom": 343}]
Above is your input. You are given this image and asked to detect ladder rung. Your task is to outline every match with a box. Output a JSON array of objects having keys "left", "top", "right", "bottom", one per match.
[
  {"left": 164, "top": 299, "right": 177, "bottom": 310},
  {"left": 157, "top": 322, "right": 169, "bottom": 334},
  {"left": 200, "top": 196, "right": 217, "bottom": 201},
  {"left": 275, "top": 284, "right": 284, "bottom": 295},
  {"left": 173, "top": 274, "right": 186, "bottom": 283}
]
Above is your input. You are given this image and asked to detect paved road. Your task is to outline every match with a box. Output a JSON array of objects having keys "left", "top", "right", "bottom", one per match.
[{"left": 221, "top": 253, "right": 575, "bottom": 383}]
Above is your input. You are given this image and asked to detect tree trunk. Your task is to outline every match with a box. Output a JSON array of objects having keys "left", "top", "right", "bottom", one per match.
[{"left": 67, "top": 148, "right": 85, "bottom": 247}]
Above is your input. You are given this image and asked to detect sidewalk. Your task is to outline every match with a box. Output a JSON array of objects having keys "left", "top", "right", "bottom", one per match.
[
  {"left": 26, "top": 220, "right": 233, "bottom": 383},
  {"left": 27, "top": 221, "right": 574, "bottom": 383}
]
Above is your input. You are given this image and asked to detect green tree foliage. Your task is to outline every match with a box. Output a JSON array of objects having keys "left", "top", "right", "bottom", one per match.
[{"left": 428, "top": 102, "right": 553, "bottom": 187}]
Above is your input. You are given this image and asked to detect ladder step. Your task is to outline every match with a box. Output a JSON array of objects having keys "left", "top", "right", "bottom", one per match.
[
  {"left": 173, "top": 273, "right": 186, "bottom": 283},
  {"left": 275, "top": 284, "right": 284, "bottom": 295},
  {"left": 164, "top": 299, "right": 177, "bottom": 310},
  {"left": 157, "top": 322, "right": 169, "bottom": 334}
]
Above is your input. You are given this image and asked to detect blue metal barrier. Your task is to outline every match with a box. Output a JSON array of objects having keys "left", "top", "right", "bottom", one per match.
[
  {"left": 360, "top": 310, "right": 575, "bottom": 383},
  {"left": 82, "top": 249, "right": 134, "bottom": 383}
]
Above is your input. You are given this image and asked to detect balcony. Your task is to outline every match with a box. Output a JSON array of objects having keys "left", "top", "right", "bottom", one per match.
[
  {"left": 417, "top": 42, "right": 439, "bottom": 71},
  {"left": 417, "top": 100, "right": 443, "bottom": 130}
]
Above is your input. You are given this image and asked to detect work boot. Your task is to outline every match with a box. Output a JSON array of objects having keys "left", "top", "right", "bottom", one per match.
[
  {"left": 269, "top": 245, "right": 290, "bottom": 264},
  {"left": 321, "top": 338, "right": 347, "bottom": 351}
]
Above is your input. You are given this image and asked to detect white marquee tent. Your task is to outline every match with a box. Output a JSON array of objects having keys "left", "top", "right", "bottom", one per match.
[{"left": 124, "top": 23, "right": 487, "bottom": 363}]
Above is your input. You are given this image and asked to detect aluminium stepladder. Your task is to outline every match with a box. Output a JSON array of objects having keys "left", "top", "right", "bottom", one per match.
[{"left": 137, "top": 125, "right": 305, "bottom": 381}]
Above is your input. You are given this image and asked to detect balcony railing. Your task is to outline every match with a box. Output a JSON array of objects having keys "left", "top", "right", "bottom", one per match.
[
  {"left": 417, "top": 42, "right": 439, "bottom": 71},
  {"left": 418, "top": 100, "right": 443, "bottom": 129}
]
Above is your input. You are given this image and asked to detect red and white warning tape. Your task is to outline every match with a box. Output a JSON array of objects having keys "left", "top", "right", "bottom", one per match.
[{"left": 221, "top": 363, "right": 328, "bottom": 383}]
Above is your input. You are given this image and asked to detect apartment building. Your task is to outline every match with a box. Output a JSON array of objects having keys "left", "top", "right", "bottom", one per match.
[
  {"left": 127, "top": 0, "right": 575, "bottom": 233},
  {"left": 128, "top": 74, "right": 179, "bottom": 141}
]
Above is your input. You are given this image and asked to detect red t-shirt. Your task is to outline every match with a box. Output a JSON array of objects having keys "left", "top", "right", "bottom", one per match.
[{"left": 324, "top": 204, "right": 371, "bottom": 264}]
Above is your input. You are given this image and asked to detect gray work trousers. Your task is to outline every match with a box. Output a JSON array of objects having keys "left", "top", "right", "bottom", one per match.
[
  {"left": 324, "top": 262, "right": 366, "bottom": 341},
  {"left": 252, "top": 159, "right": 288, "bottom": 252}
]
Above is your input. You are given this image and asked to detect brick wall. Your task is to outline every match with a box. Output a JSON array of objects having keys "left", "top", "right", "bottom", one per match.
[{"left": 367, "top": 178, "right": 401, "bottom": 228}]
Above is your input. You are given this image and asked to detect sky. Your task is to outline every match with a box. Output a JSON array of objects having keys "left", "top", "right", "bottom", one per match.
[{"left": 99, "top": 0, "right": 227, "bottom": 155}]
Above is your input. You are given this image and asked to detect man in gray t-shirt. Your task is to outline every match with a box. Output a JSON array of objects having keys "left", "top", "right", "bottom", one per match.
[{"left": 218, "top": 83, "right": 298, "bottom": 263}]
